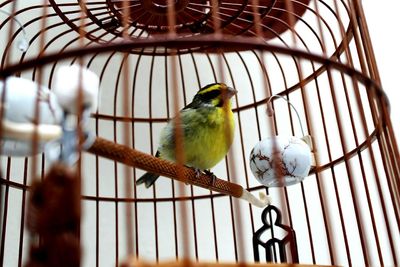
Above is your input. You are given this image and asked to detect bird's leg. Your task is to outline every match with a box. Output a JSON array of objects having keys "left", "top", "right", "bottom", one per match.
[
  {"left": 204, "top": 169, "right": 217, "bottom": 187},
  {"left": 184, "top": 167, "right": 203, "bottom": 185},
  {"left": 190, "top": 168, "right": 216, "bottom": 187},
  {"left": 194, "top": 168, "right": 202, "bottom": 179}
]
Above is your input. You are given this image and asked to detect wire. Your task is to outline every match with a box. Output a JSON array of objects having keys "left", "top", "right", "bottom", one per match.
[
  {"left": 266, "top": 94, "right": 305, "bottom": 136},
  {"left": 0, "top": 8, "right": 29, "bottom": 52}
]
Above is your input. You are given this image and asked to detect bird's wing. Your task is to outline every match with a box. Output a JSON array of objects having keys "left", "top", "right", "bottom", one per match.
[{"left": 159, "top": 108, "right": 202, "bottom": 148}]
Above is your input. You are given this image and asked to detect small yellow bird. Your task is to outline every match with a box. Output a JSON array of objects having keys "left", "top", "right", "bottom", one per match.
[{"left": 137, "top": 83, "right": 237, "bottom": 188}]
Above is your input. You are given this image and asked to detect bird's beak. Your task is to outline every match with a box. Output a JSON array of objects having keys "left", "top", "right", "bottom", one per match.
[{"left": 225, "top": 86, "right": 238, "bottom": 98}]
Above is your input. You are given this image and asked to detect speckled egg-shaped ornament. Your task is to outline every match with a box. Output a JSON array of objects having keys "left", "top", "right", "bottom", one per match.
[{"left": 249, "top": 136, "right": 312, "bottom": 187}]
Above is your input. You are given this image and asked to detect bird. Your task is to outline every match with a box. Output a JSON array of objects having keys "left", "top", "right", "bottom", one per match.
[{"left": 136, "top": 83, "right": 237, "bottom": 188}]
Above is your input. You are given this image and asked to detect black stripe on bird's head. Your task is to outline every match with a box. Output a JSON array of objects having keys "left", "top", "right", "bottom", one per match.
[{"left": 189, "top": 83, "right": 237, "bottom": 108}]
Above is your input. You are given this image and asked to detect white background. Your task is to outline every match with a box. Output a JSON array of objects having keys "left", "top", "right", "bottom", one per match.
[{"left": 363, "top": 0, "right": 400, "bottom": 140}]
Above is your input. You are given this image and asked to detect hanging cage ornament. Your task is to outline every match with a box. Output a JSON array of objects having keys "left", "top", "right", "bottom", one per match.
[
  {"left": 0, "top": 76, "right": 62, "bottom": 156},
  {"left": 0, "top": 0, "right": 400, "bottom": 267},
  {"left": 249, "top": 95, "right": 315, "bottom": 187}
]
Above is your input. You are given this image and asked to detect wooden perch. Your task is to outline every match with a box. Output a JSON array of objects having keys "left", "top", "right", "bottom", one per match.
[{"left": 87, "top": 137, "right": 270, "bottom": 208}]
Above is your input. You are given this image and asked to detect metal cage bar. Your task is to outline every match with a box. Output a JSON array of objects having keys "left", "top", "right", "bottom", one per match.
[{"left": 0, "top": 1, "right": 399, "bottom": 267}]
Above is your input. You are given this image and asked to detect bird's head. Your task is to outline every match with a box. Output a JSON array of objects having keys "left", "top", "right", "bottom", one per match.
[{"left": 192, "top": 83, "right": 237, "bottom": 108}]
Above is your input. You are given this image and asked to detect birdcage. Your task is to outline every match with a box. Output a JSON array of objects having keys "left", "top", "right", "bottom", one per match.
[{"left": 0, "top": 0, "right": 399, "bottom": 267}]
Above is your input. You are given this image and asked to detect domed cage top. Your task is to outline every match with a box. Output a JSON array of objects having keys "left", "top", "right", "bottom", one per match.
[{"left": 0, "top": 1, "right": 399, "bottom": 267}]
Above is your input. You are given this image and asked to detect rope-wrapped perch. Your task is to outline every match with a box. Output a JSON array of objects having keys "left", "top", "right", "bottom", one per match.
[{"left": 87, "top": 137, "right": 270, "bottom": 207}]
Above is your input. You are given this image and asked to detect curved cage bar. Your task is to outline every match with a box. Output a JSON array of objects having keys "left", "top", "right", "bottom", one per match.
[
  {"left": 1, "top": 0, "right": 352, "bottom": 56},
  {"left": 0, "top": 0, "right": 399, "bottom": 267}
]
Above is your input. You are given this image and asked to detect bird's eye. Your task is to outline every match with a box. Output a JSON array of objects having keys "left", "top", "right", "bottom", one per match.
[{"left": 202, "top": 89, "right": 221, "bottom": 101}]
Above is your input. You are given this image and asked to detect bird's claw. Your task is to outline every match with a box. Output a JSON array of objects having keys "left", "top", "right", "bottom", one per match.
[
  {"left": 191, "top": 169, "right": 217, "bottom": 187},
  {"left": 204, "top": 169, "right": 217, "bottom": 187},
  {"left": 194, "top": 168, "right": 202, "bottom": 179},
  {"left": 185, "top": 168, "right": 202, "bottom": 185}
]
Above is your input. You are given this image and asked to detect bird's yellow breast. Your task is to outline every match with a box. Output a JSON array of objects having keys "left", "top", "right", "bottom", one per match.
[
  {"left": 185, "top": 107, "right": 234, "bottom": 169},
  {"left": 159, "top": 106, "right": 235, "bottom": 170}
]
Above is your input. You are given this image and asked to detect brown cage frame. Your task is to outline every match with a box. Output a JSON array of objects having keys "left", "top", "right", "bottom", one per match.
[{"left": 0, "top": 0, "right": 399, "bottom": 267}]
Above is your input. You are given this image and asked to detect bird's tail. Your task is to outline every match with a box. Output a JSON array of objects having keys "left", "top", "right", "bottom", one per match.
[
  {"left": 136, "top": 151, "right": 160, "bottom": 188},
  {"left": 136, "top": 172, "right": 160, "bottom": 188}
]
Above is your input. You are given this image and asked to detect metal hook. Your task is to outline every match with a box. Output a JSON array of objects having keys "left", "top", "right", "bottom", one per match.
[
  {"left": 0, "top": 8, "right": 29, "bottom": 52},
  {"left": 266, "top": 95, "right": 305, "bottom": 136}
]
